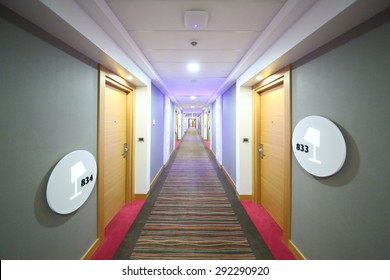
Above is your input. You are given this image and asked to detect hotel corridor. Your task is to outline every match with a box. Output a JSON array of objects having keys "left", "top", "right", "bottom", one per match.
[
  {"left": 112, "top": 128, "right": 272, "bottom": 259},
  {"left": 3, "top": 2, "right": 389, "bottom": 266}
]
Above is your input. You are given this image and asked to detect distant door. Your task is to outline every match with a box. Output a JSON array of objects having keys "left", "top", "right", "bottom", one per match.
[
  {"left": 175, "top": 112, "right": 179, "bottom": 141},
  {"left": 253, "top": 66, "right": 291, "bottom": 240},
  {"left": 204, "top": 112, "right": 209, "bottom": 140},
  {"left": 104, "top": 84, "right": 127, "bottom": 227}
]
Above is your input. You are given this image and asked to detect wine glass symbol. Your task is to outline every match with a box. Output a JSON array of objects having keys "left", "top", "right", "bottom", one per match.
[{"left": 304, "top": 127, "right": 322, "bottom": 164}]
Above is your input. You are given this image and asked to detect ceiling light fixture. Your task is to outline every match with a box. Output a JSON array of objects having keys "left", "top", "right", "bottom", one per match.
[
  {"left": 190, "top": 96, "right": 196, "bottom": 100},
  {"left": 187, "top": 62, "right": 200, "bottom": 72},
  {"left": 127, "top": 75, "right": 133, "bottom": 80},
  {"left": 184, "top": 11, "right": 208, "bottom": 30}
]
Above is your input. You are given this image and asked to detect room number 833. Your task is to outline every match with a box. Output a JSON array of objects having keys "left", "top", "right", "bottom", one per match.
[{"left": 296, "top": 143, "right": 309, "bottom": 153}]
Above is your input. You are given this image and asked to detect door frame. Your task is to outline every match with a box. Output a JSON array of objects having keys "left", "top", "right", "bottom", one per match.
[
  {"left": 205, "top": 110, "right": 210, "bottom": 141},
  {"left": 175, "top": 110, "right": 178, "bottom": 141},
  {"left": 252, "top": 65, "right": 292, "bottom": 243},
  {"left": 97, "top": 65, "right": 135, "bottom": 241}
]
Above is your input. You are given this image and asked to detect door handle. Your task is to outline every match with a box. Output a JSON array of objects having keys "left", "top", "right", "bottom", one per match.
[
  {"left": 259, "top": 144, "right": 265, "bottom": 159},
  {"left": 122, "top": 143, "right": 128, "bottom": 158}
]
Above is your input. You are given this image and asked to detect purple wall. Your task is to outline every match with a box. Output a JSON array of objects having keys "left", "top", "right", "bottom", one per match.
[
  {"left": 222, "top": 84, "right": 236, "bottom": 183},
  {"left": 150, "top": 84, "right": 164, "bottom": 181},
  {"left": 211, "top": 101, "right": 217, "bottom": 156},
  {"left": 165, "top": 97, "right": 175, "bottom": 157}
]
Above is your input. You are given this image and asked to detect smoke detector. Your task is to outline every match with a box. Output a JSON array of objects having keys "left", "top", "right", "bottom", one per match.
[{"left": 184, "top": 11, "right": 208, "bottom": 30}]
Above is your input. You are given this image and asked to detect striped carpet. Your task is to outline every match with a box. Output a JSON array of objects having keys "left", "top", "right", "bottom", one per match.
[{"left": 114, "top": 128, "right": 273, "bottom": 260}]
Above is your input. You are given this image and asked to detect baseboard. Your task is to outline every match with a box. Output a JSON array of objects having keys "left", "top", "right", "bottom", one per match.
[
  {"left": 136, "top": 162, "right": 166, "bottom": 201},
  {"left": 288, "top": 240, "right": 306, "bottom": 260},
  {"left": 208, "top": 149, "right": 222, "bottom": 167},
  {"left": 134, "top": 193, "right": 148, "bottom": 200},
  {"left": 239, "top": 195, "right": 253, "bottom": 201},
  {"left": 221, "top": 165, "right": 236, "bottom": 189},
  {"left": 150, "top": 165, "right": 164, "bottom": 190},
  {"left": 221, "top": 173, "right": 253, "bottom": 204},
  {"left": 81, "top": 238, "right": 100, "bottom": 260},
  {"left": 163, "top": 149, "right": 176, "bottom": 168}
]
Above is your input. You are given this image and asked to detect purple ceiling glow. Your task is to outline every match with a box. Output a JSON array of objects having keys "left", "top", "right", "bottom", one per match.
[{"left": 103, "top": 0, "right": 289, "bottom": 112}]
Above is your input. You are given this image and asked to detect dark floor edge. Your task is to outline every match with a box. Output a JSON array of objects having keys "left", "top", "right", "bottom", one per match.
[{"left": 201, "top": 135, "right": 274, "bottom": 260}]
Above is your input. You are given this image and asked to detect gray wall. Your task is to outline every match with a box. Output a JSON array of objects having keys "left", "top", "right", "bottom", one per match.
[
  {"left": 150, "top": 84, "right": 164, "bottom": 181},
  {"left": 222, "top": 84, "right": 236, "bottom": 183},
  {"left": 0, "top": 8, "right": 98, "bottom": 259},
  {"left": 291, "top": 12, "right": 390, "bottom": 259}
]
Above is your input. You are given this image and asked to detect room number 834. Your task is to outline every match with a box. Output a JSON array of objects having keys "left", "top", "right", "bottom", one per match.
[{"left": 81, "top": 174, "right": 93, "bottom": 187}]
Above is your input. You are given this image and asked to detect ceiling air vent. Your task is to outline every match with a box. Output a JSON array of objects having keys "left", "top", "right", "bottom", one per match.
[{"left": 184, "top": 11, "right": 208, "bottom": 30}]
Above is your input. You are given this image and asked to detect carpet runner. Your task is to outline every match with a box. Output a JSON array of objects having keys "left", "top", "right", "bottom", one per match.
[{"left": 114, "top": 128, "right": 273, "bottom": 260}]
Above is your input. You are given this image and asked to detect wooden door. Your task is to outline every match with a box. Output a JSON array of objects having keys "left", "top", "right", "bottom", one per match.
[
  {"left": 103, "top": 84, "right": 127, "bottom": 227},
  {"left": 253, "top": 67, "right": 292, "bottom": 240},
  {"left": 205, "top": 112, "right": 209, "bottom": 141},
  {"left": 96, "top": 66, "right": 135, "bottom": 251},
  {"left": 259, "top": 84, "right": 285, "bottom": 228}
]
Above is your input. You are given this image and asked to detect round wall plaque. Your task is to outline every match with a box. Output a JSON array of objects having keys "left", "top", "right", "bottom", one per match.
[
  {"left": 292, "top": 116, "right": 346, "bottom": 177},
  {"left": 47, "top": 150, "right": 97, "bottom": 214}
]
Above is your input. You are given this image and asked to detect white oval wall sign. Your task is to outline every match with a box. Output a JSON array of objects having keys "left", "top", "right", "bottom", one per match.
[
  {"left": 292, "top": 116, "right": 346, "bottom": 177},
  {"left": 47, "top": 150, "right": 97, "bottom": 214}
]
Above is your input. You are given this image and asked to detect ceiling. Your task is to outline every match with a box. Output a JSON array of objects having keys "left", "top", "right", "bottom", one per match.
[
  {"left": 2, "top": 0, "right": 390, "bottom": 114},
  {"left": 77, "top": 0, "right": 292, "bottom": 112},
  {"left": 109, "top": 0, "right": 288, "bottom": 112}
]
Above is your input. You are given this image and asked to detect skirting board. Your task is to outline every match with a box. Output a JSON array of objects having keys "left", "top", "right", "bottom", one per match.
[
  {"left": 221, "top": 165, "right": 236, "bottom": 190},
  {"left": 137, "top": 159, "right": 169, "bottom": 201},
  {"left": 239, "top": 195, "right": 253, "bottom": 201},
  {"left": 208, "top": 149, "right": 222, "bottom": 168},
  {"left": 150, "top": 165, "right": 164, "bottom": 190},
  {"left": 134, "top": 193, "right": 148, "bottom": 200},
  {"left": 221, "top": 165, "right": 254, "bottom": 201},
  {"left": 136, "top": 149, "right": 176, "bottom": 201},
  {"left": 82, "top": 238, "right": 100, "bottom": 260},
  {"left": 288, "top": 240, "right": 306, "bottom": 260},
  {"left": 163, "top": 148, "right": 176, "bottom": 168}
]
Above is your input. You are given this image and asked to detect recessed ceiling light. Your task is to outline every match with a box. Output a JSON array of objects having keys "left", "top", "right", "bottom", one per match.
[
  {"left": 190, "top": 96, "right": 196, "bottom": 100},
  {"left": 256, "top": 75, "right": 262, "bottom": 81},
  {"left": 127, "top": 75, "right": 133, "bottom": 80},
  {"left": 187, "top": 63, "right": 200, "bottom": 72},
  {"left": 191, "top": 106, "right": 195, "bottom": 108}
]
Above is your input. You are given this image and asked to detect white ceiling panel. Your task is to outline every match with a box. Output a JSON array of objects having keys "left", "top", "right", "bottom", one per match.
[
  {"left": 168, "top": 88, "right": 221, "bottom": 99},
  {"left": 107, "top": 0, "right": 287, "bottom": 31},
  {"left": 144, "top": 49, "right": 245, "bottom": 63},
  {"left": 129, "top": 31, "right": 259, "bottom": 51},
  {"left": 164, "top": 77, "right": 226, "bottom": 88},
  {"left": 153, "top": 62, "right": 235, "bottom": 74},
  {"left": 164, "top": 78, "right": 224, "bottom": 98}
]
